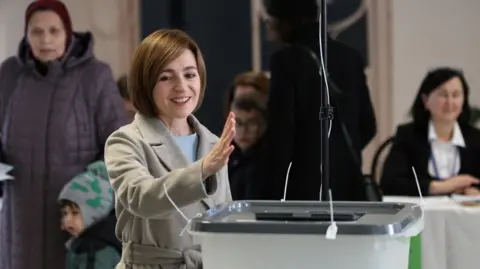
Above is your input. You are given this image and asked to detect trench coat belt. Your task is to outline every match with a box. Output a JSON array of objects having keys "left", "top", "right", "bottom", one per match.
[{"left": 121, "top": 241, "right": 202, "bottom": 268}]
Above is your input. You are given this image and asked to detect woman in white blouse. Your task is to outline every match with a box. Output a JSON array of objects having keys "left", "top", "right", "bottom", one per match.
[{"left": 381, "top": 67, "right": 480, "bottom": 196}]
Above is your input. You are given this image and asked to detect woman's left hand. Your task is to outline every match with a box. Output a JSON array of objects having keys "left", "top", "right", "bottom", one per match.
[
  {"left": 202, "top": 112, "right": 236, "bottom": 178},
  {"left": 463, "top": 187, "right": 480, "bottom": 196}
]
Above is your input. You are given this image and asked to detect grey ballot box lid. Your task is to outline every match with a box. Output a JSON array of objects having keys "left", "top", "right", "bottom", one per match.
[{"left": 190, "top": 201, "right": 423, "bottom": 236}]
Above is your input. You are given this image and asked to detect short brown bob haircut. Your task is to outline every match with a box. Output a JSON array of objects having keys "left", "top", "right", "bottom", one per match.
[{"left": 128, "top": 29, "right": 207, "bottom": 117}]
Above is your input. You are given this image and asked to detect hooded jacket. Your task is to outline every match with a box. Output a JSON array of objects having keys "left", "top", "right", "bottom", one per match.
[
  {"left": 0, "top": 32, "right": 128, "bottom": 269},
  {"left": 59, "top": 161, "right": 121, "bottom": 269},
  {"left": 66, "top": 211, "right": 121, "bottom": 269}
]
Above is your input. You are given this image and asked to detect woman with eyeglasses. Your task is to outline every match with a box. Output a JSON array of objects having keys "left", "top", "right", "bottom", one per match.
[{"left": 381, "top": 67, "right": 480, "bottom": 196}]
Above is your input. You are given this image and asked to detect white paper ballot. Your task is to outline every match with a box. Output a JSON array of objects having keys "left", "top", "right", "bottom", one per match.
[
  {"left": 450, "top": 194, "right": 480, "bottom": 203},
  {"left": 0, "top": 162, "right": 13, "bottom": 181}
]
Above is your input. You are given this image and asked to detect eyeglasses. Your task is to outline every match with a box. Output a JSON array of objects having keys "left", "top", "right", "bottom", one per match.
[{"left": 236, "top": 120, "right": 262, "bottom": 132}]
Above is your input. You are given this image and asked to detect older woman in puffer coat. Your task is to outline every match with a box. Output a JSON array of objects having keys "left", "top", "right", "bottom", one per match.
[{"left": 0, "top": 1, "right": 128, "bottom": 269}]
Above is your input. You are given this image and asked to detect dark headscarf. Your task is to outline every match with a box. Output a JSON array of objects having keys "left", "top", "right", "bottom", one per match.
[{"left": 25, "top": 0, "right": 73, "bottom": 47}]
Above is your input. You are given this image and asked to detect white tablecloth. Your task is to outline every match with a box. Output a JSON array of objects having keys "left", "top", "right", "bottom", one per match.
[{"left": 384, "top": 196, "right": 480, "bottom": 269}]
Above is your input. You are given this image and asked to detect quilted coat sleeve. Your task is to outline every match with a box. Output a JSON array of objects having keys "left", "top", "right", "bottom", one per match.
[
  {"left": 94, "top": 64, "right": 129, "bottom": 159},
  {"left": 0, "top": 57, "right": 21, "bottom": 197}
]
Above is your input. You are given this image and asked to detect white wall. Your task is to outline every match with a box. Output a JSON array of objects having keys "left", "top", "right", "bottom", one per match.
[
  {"left": 391, "top": 0, "right": 480, "bottom": 127},
  {"left": 0, "top": 0, "right": 31, "bottom": 63}
]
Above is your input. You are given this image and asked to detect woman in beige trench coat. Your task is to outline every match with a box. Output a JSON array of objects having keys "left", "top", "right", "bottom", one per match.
[{"left": 105, "top": 29, "right": 234, "bottom": 269}]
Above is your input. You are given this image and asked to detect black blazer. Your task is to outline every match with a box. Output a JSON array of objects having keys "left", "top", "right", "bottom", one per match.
[
  {"left": 258, "top": 23, "right": 377, "bottom": 201},
  {"left": 228, "top": 139, "right": 264, "bottom": 200},
  {"left": 381, "top": 122, "right": 480, "bottom": 196}
]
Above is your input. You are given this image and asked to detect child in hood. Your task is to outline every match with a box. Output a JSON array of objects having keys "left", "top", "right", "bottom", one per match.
[{"left": 58, "top": 161, "right": 121, "bottom": 269}]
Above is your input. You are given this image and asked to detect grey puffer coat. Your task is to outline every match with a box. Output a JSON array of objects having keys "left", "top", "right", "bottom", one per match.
[{"left": 0, "top": 32, "right": 128, "bottom": 269}]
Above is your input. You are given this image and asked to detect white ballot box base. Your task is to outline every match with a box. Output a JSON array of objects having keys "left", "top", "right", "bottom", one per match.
[{"left": 195, "top": 233, "right": 412, "bottom": 269}]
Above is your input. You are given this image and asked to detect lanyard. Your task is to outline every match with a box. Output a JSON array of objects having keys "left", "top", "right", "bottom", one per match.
[{"left": 430, "top": 148, "right": 458, "bottom": 180}]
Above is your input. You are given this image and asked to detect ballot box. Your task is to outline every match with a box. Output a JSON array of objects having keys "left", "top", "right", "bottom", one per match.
[{"left": 190, "top": 201, "right": 423, "bottom": 269}]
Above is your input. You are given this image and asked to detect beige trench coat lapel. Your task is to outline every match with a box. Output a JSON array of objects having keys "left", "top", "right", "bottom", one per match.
[{"left": 135, "top": 113, "right": 217, "bottom": 209}]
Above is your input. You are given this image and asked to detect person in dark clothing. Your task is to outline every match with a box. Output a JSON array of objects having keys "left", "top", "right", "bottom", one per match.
[
  {"left": 61, "top": 206, "right": 121, "bottom": 269},
  {"left": 381, "top": 68, "right": 480, "bottom": 196},
  {"left": 58, "top": 161, "right": 121, "bottom": 269},
  {"left": 228, "top": 92, "right": 268, "bottom": 200},
  {"left": 257, "top": 0, "right": 377, "bottom": 201},
  {"left": 0, "top": 2, "right": 127, "bottom": 269}
]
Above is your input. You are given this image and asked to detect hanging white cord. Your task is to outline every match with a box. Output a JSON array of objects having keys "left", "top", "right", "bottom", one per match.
[
  {"left": 317, "top": 3, "right": 337, "bottom": 240},
  {"left": 163, "top": 181, "right": 214, "bottom": 236},
  {"left": 281, "top": 162, "right": 293, "bottom": 201},
  {"left": 410, "top": 166, "right": 426, "bottom": 235},
  {"left": 318, "top": 15, "right": 332, "bottom": 138},
  {"left": 411, "top": 166, "right": 426, "bottom": 208},
  {"left": 319, "top": 184, "right": 323, "bottom": 201},
  {"left": 317, "top": 4, "right": 332, "bottom": 200},
  {"left": 325, "top": 189, "right": 338, "bottom": 240}
]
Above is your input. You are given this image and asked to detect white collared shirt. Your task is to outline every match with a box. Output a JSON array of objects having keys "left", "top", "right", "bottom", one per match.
[{"left": 428, "top": 121, "right": 465, "bottom": 179}]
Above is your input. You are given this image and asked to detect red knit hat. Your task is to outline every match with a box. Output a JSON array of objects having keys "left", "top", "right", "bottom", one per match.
[{"left": 25, "top": 0, "right": 73, "bottom": 45}]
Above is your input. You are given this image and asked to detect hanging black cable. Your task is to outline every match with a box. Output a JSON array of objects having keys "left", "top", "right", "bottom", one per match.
[{"left": 319, "top": 0, "right": 332, "bottom": 202}]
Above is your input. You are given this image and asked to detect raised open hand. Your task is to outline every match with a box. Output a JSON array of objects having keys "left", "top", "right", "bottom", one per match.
[{"left": 202, "top": 112, "right": 236, "bottom": 178}]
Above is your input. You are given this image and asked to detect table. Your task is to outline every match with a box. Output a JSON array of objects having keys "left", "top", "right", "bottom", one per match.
[{"left": 384, "top": 196, "right": 480, "bottom": 269}]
